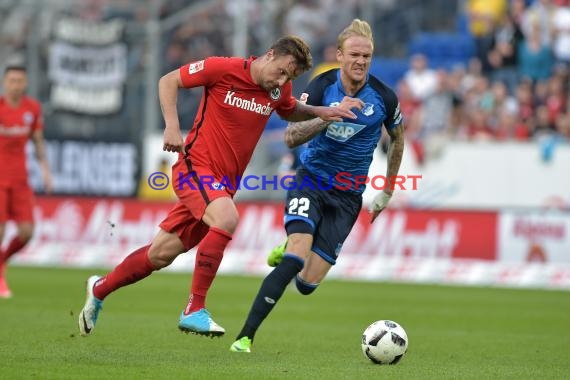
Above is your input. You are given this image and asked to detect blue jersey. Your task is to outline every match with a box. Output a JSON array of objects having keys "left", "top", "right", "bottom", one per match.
[{"left": 300, "top": 69, "right": 403, "bottom": 193}]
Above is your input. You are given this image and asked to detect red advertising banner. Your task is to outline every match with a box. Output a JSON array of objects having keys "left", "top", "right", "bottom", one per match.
[
  {"left": 343, "top": 209, "right": 497, "bottom": 260},
  {"left": 12, "top": 197, "right": 497, "bottom": 261},
  {"left": 9, "top": 197, "right": 569, "bottom": 289}
]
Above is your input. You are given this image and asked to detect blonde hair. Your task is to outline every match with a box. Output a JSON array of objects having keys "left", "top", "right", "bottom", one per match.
[{"left": 337, "top": 19, "right": 374, "bottom": 51}]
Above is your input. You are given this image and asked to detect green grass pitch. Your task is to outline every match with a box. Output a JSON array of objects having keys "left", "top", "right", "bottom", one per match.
[{"left": 0, "top": 266, "right": 568, "bottom": 379}]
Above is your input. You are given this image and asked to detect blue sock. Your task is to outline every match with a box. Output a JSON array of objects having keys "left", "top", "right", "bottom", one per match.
[
  {"left": 295, "top": 274, "right": 318, "bottom": 295},
  {"left": 236, "top": 254, "right": 304, "bottom": 341}
]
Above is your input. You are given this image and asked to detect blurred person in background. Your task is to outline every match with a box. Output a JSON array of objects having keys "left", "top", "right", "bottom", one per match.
[
  {"left": 521, "top": 0, "right": 557, "bottom": 48},
  {"left": 466, "top": 108, "right": 495, "bottom": 141},
  {"left": 533, "top": 104, "right": 557, "bottom": 136},
  {"left": 403, "top": 53, "right": 438, "bottom": 101},
  {"left": 0, "top": 66, "right": 53, "bottom": 298},
  {"left": 230, "top": 19, "right": 404, "bottom": 353},
  {"left": 459, "top": 57, "right": 484, "bottom": 95},
  {"left": 283, "top": 0, "right": 328, "bottom": 54},
  {"left": 514, "top": 79, "right": 536, "bottom": 124},
  {"left": 310, "top": 43, "right": 340, "bottom": 79},
  {"left": 494, "top": 107, "right": 531, "bottom": 140},
  {"left": 554, "top": 108, "right": 570, "bottom": 140},
  {"left": 551, "top": 0, "right": 570, "bottom": 67},
  {"left": 487, "top": 12, "right": 524, "bottom": 95},
  {"left": 78, "top": 35, "right": 360, "bottom": 338},
  {"left": 466, "top": 0, "right": 508, "bottom": 74},
  {"left": 518, "top": 23, "right": 555, "bottom": 84},
  {"left": 413, "top": 70, "right": 453, "bottom": 162}
]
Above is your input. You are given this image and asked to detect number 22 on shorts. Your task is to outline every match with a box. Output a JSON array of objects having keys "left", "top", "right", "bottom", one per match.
[{"left": 288, "top": 197, "right": 310, "bottom": 217}]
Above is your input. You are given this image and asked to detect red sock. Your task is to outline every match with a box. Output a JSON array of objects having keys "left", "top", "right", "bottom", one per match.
[
  {"left": 93, "top": 245, "right": 155, "bottom": 300},
  {"left": 184, "top": 227, "right": 232, "bottom": 314},
  {"left": 2, "top": 236, "right": 27, "bottom": 262}
]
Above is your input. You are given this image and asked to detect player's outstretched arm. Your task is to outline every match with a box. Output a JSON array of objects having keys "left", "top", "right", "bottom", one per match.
[
  {"left": 370, "top": 123, "right": 404, "bottom": 223},
  {"left": 285, "top": 97, "right": 362, "bottom": 122},
  {"left": 283, "top": 97, "right": 364, "bottom": 148},
  {"left": 159, "top": 70, "right": 185, "bottom": 153},
  {"left": 284, "top": 117, "right": 331, "bottom": 148}
]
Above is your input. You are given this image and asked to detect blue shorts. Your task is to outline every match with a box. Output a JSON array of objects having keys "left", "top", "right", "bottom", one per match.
[{"left": 284, "top": 166, "right": 362, "bottom": 265}]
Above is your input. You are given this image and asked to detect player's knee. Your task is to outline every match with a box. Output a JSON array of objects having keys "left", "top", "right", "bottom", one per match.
[
  {"left": 295, "top": 274, "right": 318, "bottom": 295},
  {"left": 203, "top": 198, "right": 240, "bottom": 233},
  {"left": 207, "top": 209, "right": 239, "bottom": 233},
  {"left": 216, "top": 213, "right": 239, "bottom": 233}
]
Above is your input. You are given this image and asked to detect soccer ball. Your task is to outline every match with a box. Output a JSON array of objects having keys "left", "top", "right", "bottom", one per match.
[{"left": 361, "top": 320, "right": 408, "bottom": 365}]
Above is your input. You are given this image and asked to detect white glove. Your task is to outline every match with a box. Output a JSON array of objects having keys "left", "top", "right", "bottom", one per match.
[{"left": 369, "top": 191, "right": 392, "bottom": 213}]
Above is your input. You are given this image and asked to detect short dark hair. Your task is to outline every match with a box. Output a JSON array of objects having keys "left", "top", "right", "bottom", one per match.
[
  {"left": 270, "top": 36, "right": 313, "bottom": 75},
  {"left": 4, "top": 65, "right": 26, "bottom": 76}
]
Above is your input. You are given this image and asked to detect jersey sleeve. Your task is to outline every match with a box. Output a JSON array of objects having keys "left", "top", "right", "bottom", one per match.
[
  {"left": 275, "top": 82, "right": 296, "bottom": 118},
  {"left": 369, "top": 75, "right": 404, "bottom": 130},
  {"left": 179, "top": 57, "right": 229, "bottom": 89},
  {"left": 301, "top": 70, "right": 336, "bottom": 106},
  {"left": 383, "top": 88, "right": 403, "bottom": 130}
]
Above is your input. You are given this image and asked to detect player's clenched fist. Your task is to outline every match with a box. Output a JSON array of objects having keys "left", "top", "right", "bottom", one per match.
[
  {"left": 369, "top": 191, "right": 392, "bottom": 223},
  {"left": 163, "top": 126, "right": 184, "bottom": 152}
]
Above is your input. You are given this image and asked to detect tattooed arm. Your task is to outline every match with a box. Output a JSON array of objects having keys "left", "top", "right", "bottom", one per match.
[
  {"left": 383, "top": 123, "right": 405, "bottom": 196},
  {"left": 283, "top": 96, "right": 364, "bottom": 148},
  {"left": 369, "top": 122, "right": 405, "bottom": 223},
  {"left": 284, "top": 117, "right": 332, "bottom": 148}
]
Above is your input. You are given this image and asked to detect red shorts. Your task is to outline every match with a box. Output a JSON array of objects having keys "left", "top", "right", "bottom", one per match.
[
  {"left": 159, "top": 159, "right": 233, "bottom": 251},
  {"left": 0, "top": 184, "right": 35, "bottom": 223}
]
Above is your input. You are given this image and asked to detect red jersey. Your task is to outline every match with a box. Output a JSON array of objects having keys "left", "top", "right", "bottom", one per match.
[
  {"left": 178, "top": 56, "right": 296, "bottom": 191},
  {"left": 0, "top": 96, "right": 43, "bottom": 186}
]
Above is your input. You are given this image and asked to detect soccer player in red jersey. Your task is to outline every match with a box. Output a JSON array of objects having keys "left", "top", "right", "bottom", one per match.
[
  {"left": 78, "top": 36, "right": 363, "bottom": 337},
  {"left": 0, "top": 66, "right": 53, "bottom": 298}
]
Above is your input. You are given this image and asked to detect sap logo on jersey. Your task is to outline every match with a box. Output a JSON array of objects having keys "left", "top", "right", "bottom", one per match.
[{"left": 326, "top": 122, "right": 366, "bottom": 142}]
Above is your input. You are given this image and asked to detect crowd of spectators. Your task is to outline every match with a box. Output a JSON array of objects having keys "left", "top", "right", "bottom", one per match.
[
  {"left": 399, "top": 0, "right": 570, "bottom": 164},
  {"left": 1, "top": 0, "right": 568, "bottom": 157}
]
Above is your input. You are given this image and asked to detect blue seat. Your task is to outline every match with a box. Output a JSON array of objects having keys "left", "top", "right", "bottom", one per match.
[
  {"left": 407, "top": 32, "right": 475, "bottom": 70},
  {"left": 369, "top": 58, "right": 409, "bottom": 88}
]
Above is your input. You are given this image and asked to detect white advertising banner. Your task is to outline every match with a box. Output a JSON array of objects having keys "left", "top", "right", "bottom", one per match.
[
  {"left": 26, "top": 140, "right": 138, "bottom": 196},
  {"left": 364, "top": 142, "right": 570, "bottom": 210},
  {"left": 50, "top": 85, "right": 123, "bottom": 115},
  {"left": 54, "top": 17, "right": 125, "bottom": 45},
  {"left": 498, "top": 211, "right": 570, "bottom": 263},
  {"left": 48, "top": 42, "right": 127, "bottom": 88},
  {"left": 48, "top": 18, "right": 127, "bottom": 114}
]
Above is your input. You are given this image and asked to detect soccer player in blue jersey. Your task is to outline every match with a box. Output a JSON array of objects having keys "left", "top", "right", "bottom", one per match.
[{"left": 230, "top": 19, "right": 405, "bottom": 352}]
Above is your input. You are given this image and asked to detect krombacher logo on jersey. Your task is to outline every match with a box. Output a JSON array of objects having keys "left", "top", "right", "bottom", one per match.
[
  {"left": 224, "top": 91, "right": 273, "bottom": 116},
  {"left": 0, "top": 124, "right": 31, "bottom": 136}
]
